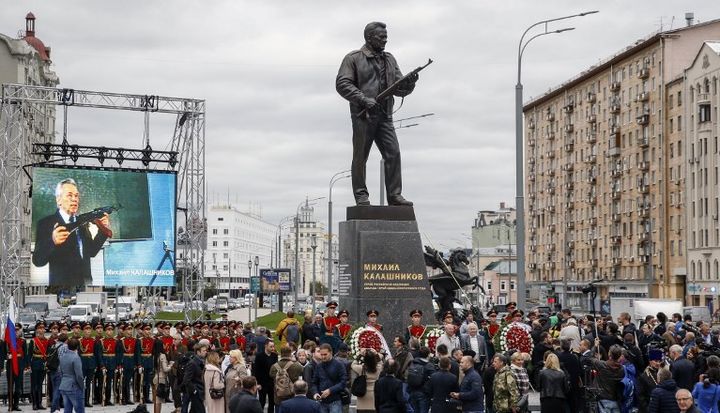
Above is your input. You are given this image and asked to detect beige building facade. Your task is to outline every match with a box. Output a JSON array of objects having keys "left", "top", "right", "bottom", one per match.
[
  {"left": 523, "top": 19, "right": 720, "bottom": 310},
  {"left": 684, "top": 42, "right": 720, "bottom": 307}
]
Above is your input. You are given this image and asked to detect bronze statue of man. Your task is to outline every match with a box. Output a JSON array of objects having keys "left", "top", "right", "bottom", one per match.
[{"left": 336, "top": 22, "right": 419, "bottom": 206}]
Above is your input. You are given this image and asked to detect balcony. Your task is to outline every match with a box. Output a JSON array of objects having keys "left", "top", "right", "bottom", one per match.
[
  {"left": 586, "top": 130, "right": 597, "bottom": 144},
  {"left": 611, "top": 235, "right": 622, "bottom": 245},
  {"left": 564, "top": 124, "right": 574, "bottom": 133},
  {"left": 590, "top": 258, "right": 598, "bottom": 266},
  {"left": 529, "top": 157, "right": 535, "bottom": 164},
  {"left": 548, "top": 223, "right": 557, "bottom": 233},
  {"left": 546, "top": 186, "right": 556, "bottom": 195},
  {"left": 546, "top": 204, "right": 556, "bottom": 213},
  {"left": 563, "top": 163, "right": 574, "bottom": 172},
  {"left": 547, "top": 262, "right": 556, "bottom": 270},
  {"left": 545, "top": 150, "right": 556, "bottom": 159},
  {"left": 529, "top": 244, "right": 536, "bottom": 252},
  {"left": 638, "top": 67, "right": 649, "bottom": 79},
  {"left": 638, "top": 232, "right": 650, "bottom": 242},
  {"left": 565, "top": 182, "right": 574, "bottom": 190},
  {"left": 546, "top": 112, "right": 555, "bottom": 122},
  {"left": 567, "top": 240, "right": 575, "bottom": 249},
  {"left": 587, "top": 175, "right": 597, "bottom": 184},
  {"left": 528, "top": 119, "right": 536, "bottom": 130},
  {"left": 565, "top": 202, "right": 574, "bottom": 210},
  {"left": 638, "top": 207, "right": 649, "bottom": 218},
  {"left": 566, "top": 260, "right": 575, "bottom": 268},
  {"left": 566, "top": 221, "right": 575, "bottom": 229},
  {"left": 586, "top": 193, "right": 597, "bottom": 204},
  {"left": 529, "top": 138, "right": 536, "bottom": 147},
  {"left": 611, "top": 167, "right": 623, "bottom": 178},
  {"left": 637, "top": 91, "right": 649, "bottom": 102},
  {"left": 637, "top": 135, "right": 649, "bottom": 147},
  {"left": 547, "top": 169, "right": 555, "bottom": 177},
  {"left": 612, "top": 189, "right": 621, "bottom": 199},
  {"left": 608, "top": 145, "right": 621, "bottom": 157},
  {"left": 529, "top": 173, "right": 535, "bottom": 181},
  {"left": 564, "top": 140, "right": 574, "bottom": 152},
  {"left": 589, "top": 217, "right": 597, "bottom": 226},
  {"left": 547, "top": 244, "right": 556, "bottom": 252},
  {"left": 612, "top": 257, "right": 621, "bottom": 266},
  {"left": 637, "top": 184, "right": 650, "bottom": 193},
  {"left": 563, "top": 103, "right": 575, "bottom": 114},
  {"left": 638, "top": 161, "right": 649, "bottom": 171},
  {"left": 584, "top": 154, "right": 597, "bottom": 164},
  {"left": 528, "top": 263, "right": 537, "bottom": 270},
  {"left": 610, "top": 103, "right": 621, "bottom": 113},
  {"left": 590, "top": 239, "right": 598, "bottom": 247},
  {"left": 612, "top": 213, "right": 621, "bottom": 222},
  {"left": 636, "top": 114, "right": 649, "bottom": 125},
  {"left": 586, "top": 114, "right": 597, "bottom": 123},
  {"left": 640, "top": 255, "right": 650, "bottom": 263},
  {"left": 610, "top": 81, "right": 621, "bottom": 91},
  {"left": 610, "top": 125, "right": 620, "bottom": 137},
  {"left": 546, "top": 131, "right": 556, "bottom": 140},
  {"left": 586, "top": 92, "right": 597, "bottom": 104}
]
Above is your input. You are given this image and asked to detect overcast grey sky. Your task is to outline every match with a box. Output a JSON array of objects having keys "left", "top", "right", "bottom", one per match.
[{"left": 1, "top": 1, "right": 716, "bottom": 250}]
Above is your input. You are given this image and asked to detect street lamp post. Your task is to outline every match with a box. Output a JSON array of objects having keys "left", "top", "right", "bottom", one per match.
[
  {"left": 515, "top": 10, "right": 598, "bottom": 310},
  {"left": 328, "top": 170, "right": 350, "bottom": 303},
  {"left": 294, "top": 196, "right": 325, "bottom": 311},
  {"left": 247, "top": 260, "right": 252, "bottom": 325},
  {"left": 311, "top": 234, "right": 317, "bottom": 299},
  {"left": 254, "top": 255, "right": 259, "bottom": 323}
]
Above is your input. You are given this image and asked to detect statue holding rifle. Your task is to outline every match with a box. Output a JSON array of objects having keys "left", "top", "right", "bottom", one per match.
[{"left": 336, "top": 21, "right": 432, "bottom": 206}]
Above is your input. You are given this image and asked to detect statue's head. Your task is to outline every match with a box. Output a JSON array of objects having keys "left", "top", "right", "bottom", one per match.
[{"left": 364, "top": 22, "right": 387, "bottom": 53}]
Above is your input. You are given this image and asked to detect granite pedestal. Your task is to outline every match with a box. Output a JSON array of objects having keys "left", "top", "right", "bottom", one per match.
[{"left": 338, "top": 206, "right": 434, "bottom": 343}]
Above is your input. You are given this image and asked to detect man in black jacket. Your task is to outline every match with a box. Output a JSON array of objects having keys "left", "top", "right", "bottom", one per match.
[
  {"left": 182, "top": 341, "right": 208, "bottom": 413},
  {"left": 669, "top": 344, "right": 695, "bottom": 391},
  {"left": 557, "top": 338, "right": 582, "bottom": 413},
  {"left": 253, "top": 340, "right": 278, "bottom": 413},
  {"left": 425, "top": 357, "right": 460, "bottom": 413},
  {"left": 228, "top": 376, "right": 263, "bottom": 413},
  {"left": 311, "top": 344, "right": 347, "bottom": 413},
  {"left": 587, "top": 342, "right": 625, "bottom": 413}
]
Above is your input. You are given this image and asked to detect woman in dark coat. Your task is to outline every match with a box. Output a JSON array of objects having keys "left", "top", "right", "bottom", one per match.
[
  {"left": 374, "top": 359, "right": 407, "bottom": 413},
  {"left": 537, "top": 353, "right": 569, "bottom": 413},
  {"left": 425, "top": 357, "right": 460, "bottom": 413}
]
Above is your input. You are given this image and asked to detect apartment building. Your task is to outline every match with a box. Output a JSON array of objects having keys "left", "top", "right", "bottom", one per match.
[
  {"left": 685, "top": 42, "right": 720, "bottom": 307},
  {"left": 523, "top": 18, "right": 720, "bottom": 310}
]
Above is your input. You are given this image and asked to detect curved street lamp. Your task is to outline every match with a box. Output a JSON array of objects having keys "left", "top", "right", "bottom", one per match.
[{"left": 515, "top": 11, "right": 598, "bottom": 310}]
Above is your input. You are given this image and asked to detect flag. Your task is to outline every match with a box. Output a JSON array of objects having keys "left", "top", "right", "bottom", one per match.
[{"left": 4, "top": 297, "right": 19, "bottom": 376}]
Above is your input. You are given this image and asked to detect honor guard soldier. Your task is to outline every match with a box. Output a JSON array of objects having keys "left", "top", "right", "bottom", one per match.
[
  {"left": 216, "top": 324, "right": 231, "bottom": 355},
  {"left": 79, "top": 322, "right": 100, "bottom": 407},
  {"left": 319, "top": 301, "right": 340, "bottom": 349},
  {"left": 233, "top": 322, "right": 247, "bottom": 352},
  {"left": 28, "top": 321, "right": 50, "bottom": 410},
  {"left": 119, "top": 323, "right": 139, "bottom": 405},
  {"left": 178, "top": 322, "right": 192, "bottom": 348},
  {"left": 157, "top": 322, "right": 174, "bottom": 354},
  {"left": 504, "top": 302, "right": 517, "bottom": 323},
  {"left": 59, "top": 322, "right": 70, "bottom": 336},
  {"left": 70, "top": 322, "right": 82, "bottom": 339},
  {"left": 191, "top": 321, "right": 202, "bottom": 341},
  {"left": 405, "top": 309, "right": 427, "bottom": 343},
  {"left": 138, "top": 323, "right": 155, "bottom": 403},
  {"left": 100, "top": 323, "right": 120, "bottom": 406},
  {"left": 92, "top": 323, "right": 104, "bottom": 405},
  {"left": 366, "top": 309, "right": 382, "bottom": 331},
  {"left": 487, "top": 310, "right": 500, "bottom": 338},
  {"left": 1, "top": 323, "right": 27, "bottom": 411},
  {"left": 334, "top": 310, "right": 353, "bottom": 351}
]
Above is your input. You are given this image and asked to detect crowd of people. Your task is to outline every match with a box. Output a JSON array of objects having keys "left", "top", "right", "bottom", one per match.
[{"left": 2, "top": 301, "right": 720, "bottom": 413}]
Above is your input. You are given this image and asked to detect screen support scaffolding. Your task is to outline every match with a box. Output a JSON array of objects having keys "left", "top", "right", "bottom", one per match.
[{"left": 0, "top": 83, "right": 207, "bottom": 323}]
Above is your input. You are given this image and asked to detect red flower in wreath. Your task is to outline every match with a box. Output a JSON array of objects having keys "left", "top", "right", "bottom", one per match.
[
  {"left": 503, "top": 325, "right": 533, "bottom": 354},
  {"left": 358, "top": 329, "right": 382, "bottom": 352}
]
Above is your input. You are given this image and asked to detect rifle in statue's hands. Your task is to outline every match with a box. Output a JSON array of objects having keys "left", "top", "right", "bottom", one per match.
[
  {"left": 358, "top": 58, "right": 433, "bottom": 118},
  {"left": 65, "top": 205, "right": 121, "bottom": 238}
]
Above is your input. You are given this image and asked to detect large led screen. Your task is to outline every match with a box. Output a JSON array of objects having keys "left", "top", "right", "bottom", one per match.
[{"left": 30, "top": 166, "right": 176, "bottom": 287}]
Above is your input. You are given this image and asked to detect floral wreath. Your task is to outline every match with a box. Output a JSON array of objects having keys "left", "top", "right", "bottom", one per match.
[
  {"left": 350, "top": 327, "right": 384, "bottom": 361},
  {"left": 423, "top": 327, "right": 444, "bottom": 353},
  {"left": 497, "top": 322, "right": 534, "bottom": 354}
]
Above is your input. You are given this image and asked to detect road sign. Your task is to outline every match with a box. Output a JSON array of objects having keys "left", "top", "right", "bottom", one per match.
[{"left": 250, "top": 276, "right": 260, "bottom": 294}]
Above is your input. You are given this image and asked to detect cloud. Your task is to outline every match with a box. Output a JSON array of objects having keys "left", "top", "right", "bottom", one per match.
[{"left": 1, "top": 0, "right": 717, "bottom": 251}]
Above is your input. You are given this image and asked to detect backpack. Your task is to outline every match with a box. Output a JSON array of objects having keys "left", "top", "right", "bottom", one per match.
[
  {"left": 274, "top": 362, "right": 294, "bottom": 399},
  {"left": 407, "top": 359, "right": 427, "bottom": 388},
  {"left": 176, "top": 352, "right": 194, "bottom": 387},
  {"left": 285, "top": 322, "right": 300, "bottom": 345},
  {"left": 46, "top": 344, "right": 60, "bottom": 372},
  {"left": 619, "top": 365, "right": 635, "bottom": 413}
]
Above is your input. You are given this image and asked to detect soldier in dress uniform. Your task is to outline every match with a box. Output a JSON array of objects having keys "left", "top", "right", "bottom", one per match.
[
  {"left": 366, "top": 309, "right": 383, "bottom": 331},
  {"left": 504, "top": 302, "right": 517, "bottom": 324},
  {"left": 319, "top": 301, "right": 340, "bottom": 349},
  {"left": 177, "top": 322, "right": 192, "bottom": 348},
  {"left": 487, "top": 310, "right": 500, "bottom": 338},
  {"left": 216, "top": 324, "right": 232, "bottom": 355},
  {"left": 70, "top": 322, "right": 82, "bottom": 339},
  {"left": 233, "top": 322, "right": 247, "bottom": 352},
  {"left": 405, "top": 309, "right": 427, "bottom": 343},
  {"left": 333, "top": 310, "right": 353, "bottom": 351},
  {"left": 100, "top": 322, "right": 120, "bottom": 406},
  {"left": 119, "top": 322, "right": 139, "bottom": 405},
  {"left": 92, "top": 323, "right": 104, "bottom": 405},
  {"left": 46, "top": 322, "right": 59, "bottom": 409},
  {"left": 1, "top": 323, "right": 27, "bottom": 411},
  {"left": 79, "top": 322, "right": 101, "bottom": 407},
  {"left": 59, "top": 323, "right": 70, "bottom": 337},
  {"left": 27, "top": 321, "right": 50, "bottom": 410},
  {"left": 157, "top": 322, "right": 174, "bottom": 354},
  {"left": 138, "top": 323, "right": 155, "bottom": 404}
]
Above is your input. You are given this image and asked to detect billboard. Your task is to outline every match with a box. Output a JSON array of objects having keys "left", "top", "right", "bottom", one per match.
[
  {"left": 30, "top": 166, "right": 176, "bottom": 287},
  {"left": 260, "top": 268, "right": 291, "bottom": 293}
]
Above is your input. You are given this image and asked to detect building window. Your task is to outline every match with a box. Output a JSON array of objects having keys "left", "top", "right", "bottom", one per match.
[
  {"left": 678, "top": 91, "right": 682, "bottom": 106},
  {"left": 486, "top": 281, "right": 492, "bottom": 291},
  {"left": 212, "top": 241, "right": 217, "bottom": 247},
  {"left": 218, "top": 217, "right": 224, "bottom": 221},
  {"left": 500, "top": 280, "right": 507, "bottom": 291},
  {"left": 212, "top": 229, "right": 217, "bottom": 235},
  {"left": 510, "top": 281, "right": 516, "bottom": 291},
  {"left": 223, "top": 241, "right": 229, "bottom": 247},
  {"left": 699, "top": 104, "right": 711, "bottom": 123},
  {"left": 223, "top": 228, "right": 229, "bottom": 235}
]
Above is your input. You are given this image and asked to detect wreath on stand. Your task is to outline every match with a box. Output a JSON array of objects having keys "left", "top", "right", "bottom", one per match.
[
  {"left": 496, "top": 322, "right": 534, "bottom": 354},
  {"left": 423, "top": 327, "right": 444, "bottom": 354},
  {"left": 350, "top": 327, "right": 384, "bottom": 361}
]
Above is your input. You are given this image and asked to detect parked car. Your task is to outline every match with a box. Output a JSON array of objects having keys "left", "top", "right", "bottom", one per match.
[
  {"left": 18, "top": 312, "right": 40, "bottom": 338},
  {"left": 44, "top": 308, "right": 68, "bottom": 324}
]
